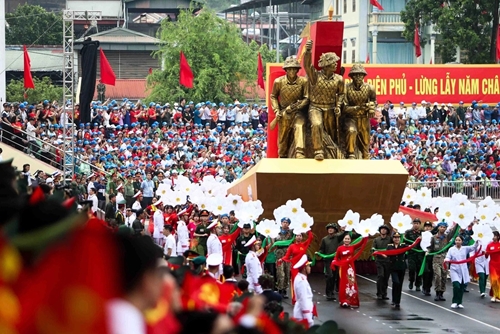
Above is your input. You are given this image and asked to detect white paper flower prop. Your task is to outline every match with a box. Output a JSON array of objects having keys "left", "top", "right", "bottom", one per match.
[
  {"left": 290, "top": 212, "right": 314, "bottom": 234},
  {"left": 452, "top": 193, "right": 472, "bottom": 208},
  {"left": 415, "top": 187, "right": 432, "bottom": 207},
  {"left": 436, "top": 205, "right": 454, "bottom": 224},
  {"left": 285, "top": 198, "right": 305, "bottom": 216},
  {"left": 420, "top": 231, "right": 433, "bottom": 251},
  {"left": 356, "top": 218, "right": 378, "bottom": 237},
  {"left": 256, "top": 219, "right": 280, "bottom": 239},
  {"left": 472, "top": 223, "right": 494, "bottom": 246},
  {"left": 338, "top": 210, "right": 360, "bottom": 232},
  {"left": 196, "top": 197, "right": 214, "bottom": 212},
  {"left": 478, "top": 196, "right": 496, "bottom": 210},
  {"left": 227, "top": 194, "right": 244, "bottom": 212},
  {"left": 476, "top": 207, "right": 495, "bottom": 225},
  {"left": 402, "top": 188, "right": 416, "bottom": 205},
  {"left": 212, "top": 198, "right": 231, "bottom": 216},
  {"left": 390, "top": 212, "right": 412, "bottom": 233},
  {"left": 165, "top": 190, "right": 188, "bottom": 207},
  {"left": 273, "top": 198, "right": 305, "bottom": 225},
  {"left": 369, "top": 213, "right": 384, "bottom": 228},
  {"left": 453, "top": 204, "right": 475, "bottom": 228},
  {"left": 156, "top": 183, "right": 171, "bottom": 198}
]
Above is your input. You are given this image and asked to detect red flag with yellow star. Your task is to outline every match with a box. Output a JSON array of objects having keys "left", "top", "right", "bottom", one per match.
[
  {"left": 181, "top": 272, "right": 237, "bottom": 312},
  {"left": 145, "top": 278, "right": 181, "bottom": 334}
]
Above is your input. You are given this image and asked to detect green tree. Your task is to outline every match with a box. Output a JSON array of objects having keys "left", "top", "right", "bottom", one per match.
[
  {"left": 401, "top": 0, "right": 500, "bottom": 64},
  {"left": 147, "top": 7, "right": 276, "bottom": 103},
  {"left": 6, "top": 4, "right": 63, "bottom": 45},
  {"left": 7, "top": 77, "right": 63, "bottom": 103}
]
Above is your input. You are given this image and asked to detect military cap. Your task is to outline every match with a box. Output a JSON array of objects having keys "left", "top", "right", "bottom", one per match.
[{"left": 348, "top": 63, "right": 368, "bottom": 77}]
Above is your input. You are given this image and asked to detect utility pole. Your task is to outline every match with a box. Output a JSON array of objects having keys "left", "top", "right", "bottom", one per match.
[{"left": 0, "top": 0, "right": 6, "bottom": 105}]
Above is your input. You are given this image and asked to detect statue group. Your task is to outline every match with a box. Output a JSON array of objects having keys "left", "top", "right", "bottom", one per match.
[{"left": 270, "top": 40, "right": 376, "bottom": 160}]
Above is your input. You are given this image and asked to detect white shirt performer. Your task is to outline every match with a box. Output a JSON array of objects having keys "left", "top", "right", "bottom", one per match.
[
  {"left": 152, "top": 200, "right": 164, "bottom": 246},
  {"left": 293, "top": 254, "right": 314, "bottom": 328},
  {"left": 244, "top": 236, "right": 263, "bottom": 294},
  {"left": 176, "top": 219, "right": 190, "bottom": 254},
  {"left": 206, "top": 220, "right": 223, "bottom": 277}
]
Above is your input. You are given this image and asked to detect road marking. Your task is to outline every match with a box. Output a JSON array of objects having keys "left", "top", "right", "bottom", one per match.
[{"left": 358, "top": 274, "right": 500, "bottom": 332}]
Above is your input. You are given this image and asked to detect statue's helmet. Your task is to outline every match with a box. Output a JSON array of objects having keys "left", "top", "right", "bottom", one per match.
[
  {"left": 282, "top": 56, "right": 301, "bottom": 69},
  {"left": 348, "top": 63, "right": 368, "bottom": 78},
  {"left": 318, "top": 52, "right": 340, "bottom": 68}
]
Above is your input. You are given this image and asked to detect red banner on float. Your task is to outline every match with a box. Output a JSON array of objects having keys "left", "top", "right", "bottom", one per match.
[{"left": 343, "top": 64, "right": 500, "bottom": 105}]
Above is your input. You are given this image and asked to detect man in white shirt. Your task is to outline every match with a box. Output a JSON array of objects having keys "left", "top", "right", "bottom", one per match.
[
  {"left": 88, "top": 187, "right": 98, "bottom": 214},
  {"left": 153, "top": 200, "right": 165, "bottom": 246},
  {"left": 250, "top": 105, "right": 260, "bottom": 130},
  {"left": 244, "top": 236, "right": 263, "bottom": 294},
  {"left": 408, "top": 102, "right": 419, "bottom": 121},
  {"left": 162, "top": 224, "right": 177, "bottom": 258},
  {"left": 218, "top": 104, "right": 226, "bottom": 124},
  {"left": 397, "top": 102, "right": 407, "bottom": 119},
  {"left": 132, "top": 191, "right": 143, "bottom": 211},
  {"left": 26, "top": 118, "right": 38, "bottom": 156},
  {"left": 293, "top": 254, "right": 314, "bottom": 328},
  {"left": 176, "top": 217, "right": 190, "bottom": 254},
  {"left": 206, "top": 220, "right": 223, "bottom": 273}
]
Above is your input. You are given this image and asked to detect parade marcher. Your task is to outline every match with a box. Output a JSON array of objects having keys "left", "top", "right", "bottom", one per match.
[
  {"left": 176, "top": 213, "right": 190, "bottom": 255},
  {"left": 404, "top": 218, "right": 424, "bottom": 291},
  {"left": 487, "top": 231, "right": 500, "bottom": 302},
  {"left": 152, "top": 200, "right": 165, "bottom": 247},
  {"left": 115, "top": 200, "right": 126, "bottom": 226},
  {"left": 373, "top": 224, "right": 392, "bottom": 300},
  {"left": 421, "top": 221, "right": 435, "bottom": 296},
  {"left": 319, "top": 222, "right": 343, "bottom": 301},
  {"left": 163, "top": 224, "right": 177, "bottom": 259},
  {"left": 235, "top": 223, "right": 254, "bottom": 278},
  {"left": 244, "top": 236, "right": 263, "bottom": 294},
  {"left": 194, "top": 209, "right": 210, "bottom": 255},
  {"left": 206, "top": 253, "right": 223, "bottom": 281},
  {"left": 105, "top": 194, "right": 117, "bottom": 222},
  {"left": 275, "top": 217, "right": 294, "bottom": 299},
  {"left": 132, "top": 208, "right": 145, "bottom": 236},
  {"left": 428, "top": 221, "right": 459, "bottom": 302},
  {"left": 132, "top": 191, "right": 143, "bottom": 212},
  {"left": 332, "top": 234, "right": 367, "bottom": 308},
  {"left": 475, "top": 242, "right": 489, "bottom": 298},
  {"left": 124, "top": 208, "right": 135, "bottom": 227},
  {"left": 293, "top": 255, "right": 314, "bottom": 328},
  {"left": 219, "top": 220, "right": 241, "bottom": 266},
  {"left": 387, "top": 232, "right": 406, "bottom": 309},
  {"left": 281, "top": 230, "right": 313, "bottom": 303},
  {"left": 206, "top": 220, "right": 223, "bottom": 277},
  {"left": 445, "top": 236, "right": 479, "bottom": 309}
]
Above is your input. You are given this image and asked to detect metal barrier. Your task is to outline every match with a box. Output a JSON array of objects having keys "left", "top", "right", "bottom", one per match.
[
  {"left": 406, "top": 180, "right": 500, "bottom": 200},
  {"left": 1, "top": 120, "right": 107, "bottom": 178}
]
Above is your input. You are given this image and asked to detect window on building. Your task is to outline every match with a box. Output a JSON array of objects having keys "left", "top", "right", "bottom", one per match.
[
  {"left": 343, "top": 50, "right": 347, "bottom": 64},
  {"left": 352, "top": 0, "right": 356, "bottom": 12},
  {"left": 352, "top": 50, "right": 356, "bottom": 63},
  {"left": 343, "top": 0, "right": 347, "bottom": 14},
  {"left": 335, "top": 0, "right": 340, "bottom": 15}
]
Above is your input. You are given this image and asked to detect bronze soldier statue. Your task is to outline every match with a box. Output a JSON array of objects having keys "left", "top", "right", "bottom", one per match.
[
  {"left": 304, "top": 40, "right": 344, "bottom": 160},
  {"left": 97, "top": 79, "right": 106, "bottom": 102},
  {"left": 343, "top": 64, "right": 376, "bottom": 159},
  {"left": 270, "top": 57, "right": 309, "bottom": 159}
]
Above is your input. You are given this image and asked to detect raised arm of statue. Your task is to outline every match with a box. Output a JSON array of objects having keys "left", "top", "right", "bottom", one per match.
[{"left": 304, "top": 41, "right": 317, "bottom": 85}]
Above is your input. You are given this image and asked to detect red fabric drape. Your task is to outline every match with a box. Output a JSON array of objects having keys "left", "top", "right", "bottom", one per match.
[
  {"left": 23, "top": 45, "right": 35, "bottom": 89},
  {"left": 257, "top": 52, "right": 265, "bottom": 90},
  {"left": 372, "top": 237, "right": 421, "bottom": 257}
]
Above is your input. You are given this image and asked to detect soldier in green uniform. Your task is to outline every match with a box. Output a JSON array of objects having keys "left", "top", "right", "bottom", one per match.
[
  {"left": 274, "top": 217, "right": 294, "bottom": 299},
  {"left": 194, "top": 209, "right": 210, "bottom": 255},
  {"left": 319, "top": 222, "right": 344, "bottom": 301},
  {"left": 235, "top": 223, "right": 254, "bottom": 279},
  {"left": 124, "top": 174, "right": 135, "bottom": 208},
  {"left": 387, "top": 232, "right": 407, "bottom": 309},
  {"left": 115, "top": 199, "right": 126, "bottom": 226},
  {"left": 404, "top": 218, "right": 424, "bottom": 291},
  {"left": 373, "top": 224, "right": 392, "bottom": 300},
  {"left": 427, "top": 221, "right": 459, "bottom": 301},
  {"left": 422, "top": 221, "right": 435, "bottom": 296}
]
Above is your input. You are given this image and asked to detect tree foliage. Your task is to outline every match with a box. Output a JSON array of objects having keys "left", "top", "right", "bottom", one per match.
[
  {"left": 7, "top": 77, "right": 63, "bottom": 103},
  {"left": 6, "top": 4, "right": 63, "bottom": 45},
  {"left": 401, "top": 0, "right": 499, "bottom": 64},
  {"left": 146, "top": 7, "right": 276, "bottom": 103}
]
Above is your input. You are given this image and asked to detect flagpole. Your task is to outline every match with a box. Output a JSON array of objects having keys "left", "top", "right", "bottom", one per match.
[{"left": 0, "top": 0, "right": 6, "bottom": 104}]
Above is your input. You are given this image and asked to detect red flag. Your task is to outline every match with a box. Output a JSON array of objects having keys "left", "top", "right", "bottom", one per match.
[
  {"left": 257, "top": 52, "right": 265, "bottom": 90},
  {"left": 414, "top": 24, "right": 422, "bottom": 58},
  {"left": 366, "top": 54, "right": 370, "bottom": 64},
  {"left": 496, "top": 26, "right": 500, "bottom": 62},
  {"left": 23, "top": 45, "right": 35, "bottom": 89},
  {"left": 148, "top": 67, "right": 153, "bottom": 75},
  {"left": 179, "top": 51, "right": 194, "bottom": 88},
  {"left": 99, "top": 49, "right": 116, "bottom": 86},
  {"left": 370, "top": 0, "right": 384, "bottom": 11}
]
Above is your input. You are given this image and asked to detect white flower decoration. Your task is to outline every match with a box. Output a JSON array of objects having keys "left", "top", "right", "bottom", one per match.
[
  {"left": 338, "top": 210, "right": 360, "bottom": 232},
  {"left": 356, "top": 218, "right": 378, "bottom": 237},
  {"left": 436, "top": 205, "right": 454, "bottom": 224},
  {"left": 476, "top": 207, "right": 495, "bottom": 225},
  {"left": 453, "top": 203, "right": 475, "bottom": 228},
  {"left": 472, "top": 223, "right": 494, "bottom": 246},
  {"left": 256, "top": 219, "right": 280, "bottom": 239},
  {"left": 478, "top": 196, "right": 496, "bottom": 210},
  {"left": 420, "top": 230, "right": 433, "bottom": 251},
  {"left": 415, "top": 187, "right": 432, "bottom": 207},
  {"left": 390, "top": 212, "right": 412, "bottom": 233},
  {"left": 402, "top": 187, "right": 416, "bottom": 205},
  {"left": 290, "top": 212, "right": 314, "bottom": 234}
]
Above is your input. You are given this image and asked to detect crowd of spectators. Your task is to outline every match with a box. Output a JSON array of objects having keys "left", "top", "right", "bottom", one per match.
[{"left": 3, "top": 97, "right": 500, "bottom": 193}]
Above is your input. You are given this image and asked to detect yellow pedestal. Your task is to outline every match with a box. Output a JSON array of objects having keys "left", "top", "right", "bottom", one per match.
[{"left": 227, "top": 158, "right": 408, "bottom": 255}]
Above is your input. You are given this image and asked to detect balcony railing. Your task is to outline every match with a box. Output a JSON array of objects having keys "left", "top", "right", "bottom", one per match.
[
  {"left": 369, "top": 12, "right": 403, "bottom": 25},
  {"left": 406, "top": 180, "right": 500, "bottom": 201}
]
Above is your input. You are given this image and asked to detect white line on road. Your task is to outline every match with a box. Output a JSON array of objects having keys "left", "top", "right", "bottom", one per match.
[{"left": 357, "top": 274, "right": 500, "bottom": 332}]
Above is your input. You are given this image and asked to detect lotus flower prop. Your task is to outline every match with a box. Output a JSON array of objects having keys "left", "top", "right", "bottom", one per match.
[
  {"left": 356, "top": 218, "right": 379, "bottom": 237},
  {"left": 256, "top": 219, "right": 280, "bottom": 239},
  {"left": 402, "top": 188, "right": 416, "bottom": 205},
  {"left": 390, "top": 212, "right": 412, "bottom": 233},
  {"left": 338, "top": 210, "right": 360, "bottom": 232},
  {"left": 273, "top": 198, "right": 306, "bottom": 225},
  {"left": 290, "top": 212, "right": 314, "bottom": 234}
]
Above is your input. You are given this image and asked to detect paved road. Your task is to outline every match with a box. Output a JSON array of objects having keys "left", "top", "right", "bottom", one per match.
[{"left": 282, "top": 273, "right": 500, "bottom": 334}]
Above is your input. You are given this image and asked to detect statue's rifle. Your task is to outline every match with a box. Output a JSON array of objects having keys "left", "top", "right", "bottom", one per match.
[{"left": 269, "top": 100, "right": 301, "bottom": 131}]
